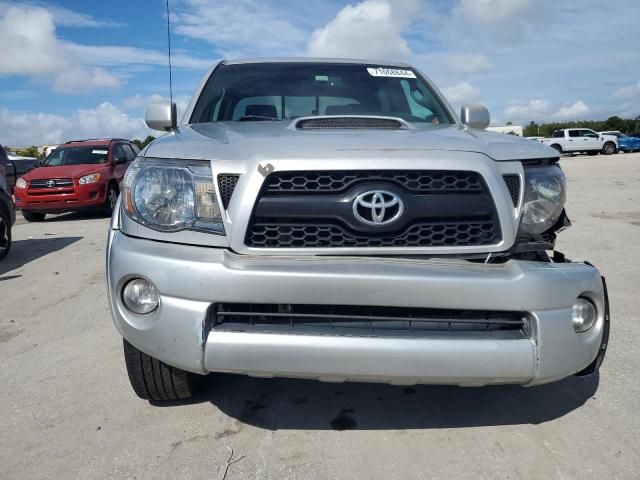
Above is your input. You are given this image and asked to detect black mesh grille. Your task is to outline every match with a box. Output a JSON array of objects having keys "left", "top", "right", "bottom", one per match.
[
  {"left": 247, "top": 170, "right": 501, "bottom": 249},
  {"left": 266, "top": 170, "right": 483, "bottom": 194},
  {"left": 248, "top": 222, "right": 499, "bottom": 248},
  {"left": 502, "top": 174, "right": 520, "bottom": 207},
  {"left": 29, "top": 178, "right": 73, "bottom": 189},
  {"left": 217, "top": 174, "right": 239, "bottom": 209},
  {"left": 296, "top": 117, "right": 404, "bottom": 130},
  {"left": 213, "top": 303, "right": 527, "bottom": 337}
]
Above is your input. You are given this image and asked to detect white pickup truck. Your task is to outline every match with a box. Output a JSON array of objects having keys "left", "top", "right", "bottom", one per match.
[{"left": 542, "top": 128, "right": 618, "bottom": 155}]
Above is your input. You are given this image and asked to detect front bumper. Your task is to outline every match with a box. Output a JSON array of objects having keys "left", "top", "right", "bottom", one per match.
[
  {"left": 107, "top": 230, "right": 608, "bottom": 386},
  {"left": 14, "top": 183, "right": 106, "bottom": 211}
]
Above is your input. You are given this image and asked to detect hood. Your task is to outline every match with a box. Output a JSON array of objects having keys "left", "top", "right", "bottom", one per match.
[
  {"left": 144, "top": 121, "right": 557, "bottom": 162},
  {"left": 23, "top": 163, "right": 109, "bottom": 180}
]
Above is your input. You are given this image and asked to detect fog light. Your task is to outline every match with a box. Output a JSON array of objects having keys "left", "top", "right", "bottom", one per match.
[
  {"left": 572, "top": 298, "right": 597, "bottom": 333},
  {"left": 122, "top": 278, "right": 159, "bottom": 314}
]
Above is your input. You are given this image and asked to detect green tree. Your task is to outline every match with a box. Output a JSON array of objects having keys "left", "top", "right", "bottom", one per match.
[
  {"left": 132, "top": 135, "right": 156, "bottom": 150},
  {"left": 16, "top": 146, "right": 40, "bottom": 158}
]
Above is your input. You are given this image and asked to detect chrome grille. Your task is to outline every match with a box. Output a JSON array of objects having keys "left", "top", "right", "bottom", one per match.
[{"left": 29, "top": 178, "right": 73, "bottom": 189}]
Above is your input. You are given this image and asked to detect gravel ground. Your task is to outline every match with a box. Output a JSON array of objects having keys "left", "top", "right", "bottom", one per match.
[{"left": 1, "top": 153, "right": 639, "bottom": 480}]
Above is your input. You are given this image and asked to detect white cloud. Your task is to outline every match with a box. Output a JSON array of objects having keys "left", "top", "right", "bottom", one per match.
[
  {"left": 444, "top": 53, "right": 492, "bottom": 75},
  {"left": 121, "top": 94, "right": 191, "bottom": 121},
  {"left": 441, "top": 82, "right": 480, "bottom": 105},
  {"left": 613, "top": 81, "right": 640, "bottom": 99},
  {"left": 0, "top": 5, "right": 209, "bottom": 95},
  {"left": 65, "top": 44, "right": 212, "bottom": 70},
  {"left": 0, "top": 5, "right": 120, "bottom": 93},
  {"left": 503, "top": 99, "right": 589, "bottom": 122},
  {"left": 453, "top": 0, "right": 551, "bottom": 42},
  {"left": 551, "top": 100, "right": 589, "bottom": 120},
  {"left": 173, "top": 0, "right": 306, "bottom": 57},
  {"left": 0, "top": 1, "right": 121, "bottom": 28},
  {"left": 0, "top": 103, "right": 151, "bottom": 147},
  {"left": 307, "top": 0, "right": 420, "bottom": 60}
]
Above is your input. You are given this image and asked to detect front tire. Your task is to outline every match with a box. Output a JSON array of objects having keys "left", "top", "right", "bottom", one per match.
[
  {"left": 103, "top": 184, "right": 118, "bottom": 216},
  {"left": 0, "top": 209, "right": 11, "bottom": 261},
  {"left": 550, "top": 144, "right": 562, "bottom": 154},
  {"left": 22, "top": 211, "right": 46, "bottom": 222},
  {"left": 602, "top": 142, "right": 617, "bottom": 155},
  {"left": 123, "top": 339, "right": 204, "bottom": 401}
]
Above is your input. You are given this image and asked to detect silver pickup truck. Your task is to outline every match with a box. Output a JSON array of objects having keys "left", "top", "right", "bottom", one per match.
[{"left": 107, "top": 58, "right": 609, "bottom": 401}]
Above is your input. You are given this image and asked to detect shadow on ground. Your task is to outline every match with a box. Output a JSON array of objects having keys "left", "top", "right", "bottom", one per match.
[
  {"left": 0, "top": 236, "right": 82, "bottom": 275},
  {"left": 16, "top": 210, "right": 107, "bottom": 225},
  {"left": 155, "top": 372, "right": 599, "bottom": 431}
]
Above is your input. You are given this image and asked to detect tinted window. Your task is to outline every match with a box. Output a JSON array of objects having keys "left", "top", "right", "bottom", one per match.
[
  {"left": 44, "top": 146, "right": 109, "bottom": 166},
  {"left": 122, "top": 144, "right": 137, "bottom": 162},
  {"left": 568, "top": 130, "right": 580, "bottom": 137},
  {"left": 552, "top": 131, "right": 564, "bottom": 138},
  {"left": 111, "top": 144, "right": 126, "bottom": 163},
  {"left": 191, "top": 63, "right": 453, "bottom": 124},
  {"left": 582, "top": 130, "right": 598, "bottom": 138}
]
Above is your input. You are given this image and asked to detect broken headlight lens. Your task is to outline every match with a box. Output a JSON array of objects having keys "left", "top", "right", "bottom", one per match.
[
  {"left": 122, "top": 158, "right": 223, "bottom": 233},
  {"left": 519, "top": 164, "right": 566, "bottom": 236}
]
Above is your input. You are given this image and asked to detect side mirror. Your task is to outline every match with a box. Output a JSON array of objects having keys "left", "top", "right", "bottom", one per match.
[
  {"left": 113, "top": 155, "right": 127, "bottom": 165},
  {"left": 145, "top": 101, "right": 177, "bottom": 132},
  {"left": 460, "top": 104, "right": 490, "bottom": 130}
]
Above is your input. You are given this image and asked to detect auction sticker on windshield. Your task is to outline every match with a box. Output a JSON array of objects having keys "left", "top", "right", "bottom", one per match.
[
  {"left": 367, "top": 67, "right": 416, "bottom": 78},
  {"left": 92, "top": 150, "right": 108, "bottom": 154}
]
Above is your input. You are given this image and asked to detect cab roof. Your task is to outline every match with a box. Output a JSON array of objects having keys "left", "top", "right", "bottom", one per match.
[{"left": 223, "top": 57, "right": 413, "bottom": 68}]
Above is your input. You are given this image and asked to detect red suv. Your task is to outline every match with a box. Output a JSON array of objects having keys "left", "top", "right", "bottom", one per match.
[{"left": 13, "top": 138, "right": 139, "bottom": 221}]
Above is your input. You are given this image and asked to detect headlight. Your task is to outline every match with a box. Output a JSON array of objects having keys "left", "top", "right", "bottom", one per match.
[
  {"left": 122, "top": 158, "right": 223, "bottom": 233},
  {"left": 519, "top": 165, "right": 566, "bottom": 235},
  {"left": 16, "top": 177, "right": 27, "bottom": 189},
  {"left": 79, "top": 173, "right": 101, "bottom": 185}
]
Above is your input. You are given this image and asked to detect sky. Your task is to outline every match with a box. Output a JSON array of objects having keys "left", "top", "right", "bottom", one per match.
[{"left": 1, "top": 0, "right": 639, "bottom": 146}]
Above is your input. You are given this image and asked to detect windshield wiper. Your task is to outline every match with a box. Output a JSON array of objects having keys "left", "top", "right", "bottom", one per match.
[{"left": 236, "top": 115, "right": 282, "bottom": 122}]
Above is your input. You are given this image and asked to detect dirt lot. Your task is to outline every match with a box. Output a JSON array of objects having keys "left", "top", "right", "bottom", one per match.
[{"left": 1, "top": 153, "right": 639, "bottom": 480}]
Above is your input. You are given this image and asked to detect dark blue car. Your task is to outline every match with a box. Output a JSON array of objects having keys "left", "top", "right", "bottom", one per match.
[{"left": 600, "top": 131, "right": 640, "bottom": 152}]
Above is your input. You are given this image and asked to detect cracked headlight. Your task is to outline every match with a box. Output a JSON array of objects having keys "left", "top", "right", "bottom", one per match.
[
  {"left": 519, "top": 164, "right": 566, "bottom": 236},
  {"left": 122, "top": 158, "right": 223, "bottom": 233}
]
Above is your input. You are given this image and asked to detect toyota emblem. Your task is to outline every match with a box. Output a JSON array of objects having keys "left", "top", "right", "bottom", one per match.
[
  {"left": 46, "top": 180, "right": 56, "bottom": 188},
  {"left": 353, "top": 190, "right": 404, "bottom": 226}
]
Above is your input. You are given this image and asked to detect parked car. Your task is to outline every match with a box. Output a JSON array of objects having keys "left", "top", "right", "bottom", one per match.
[
  {"left": 0, "top": 153, "right": 15, "bottom": 260},
  {"left": 542, "top": 128, "right": 618, "bottom": 155},
  {"left": 13, "top": 138, "right": 139, "bottom": 221},
  {"left": 0, "top": 144, "right": 40, "bottom": 195},
  {"left": 107, "top": 58, "right": 609, "bottom": 401},
  {"left": 599, "top": 131, "right": 640, "bottom": 153}
]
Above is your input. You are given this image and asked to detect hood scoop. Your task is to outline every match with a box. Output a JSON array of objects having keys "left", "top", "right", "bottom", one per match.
[{"left": 294, "top": 116, "right": 409, "bottom": 130}]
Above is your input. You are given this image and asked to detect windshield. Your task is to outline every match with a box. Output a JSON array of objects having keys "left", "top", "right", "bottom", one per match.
[
  {"left": 191, "top": 63, "right": 454, "bottom": 124},
  {"left": 44, "top": 146, "right": 109, "bottom": 166}
]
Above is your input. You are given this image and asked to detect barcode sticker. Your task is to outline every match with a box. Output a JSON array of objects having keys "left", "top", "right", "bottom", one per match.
[{"left": 367, "top": 67, "right": 416, "bottom": 78}]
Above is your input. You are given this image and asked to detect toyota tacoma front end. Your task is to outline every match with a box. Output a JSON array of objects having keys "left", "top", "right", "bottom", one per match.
[{"left": 106, "top": 59, "right": 609, "bottom": 401}]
